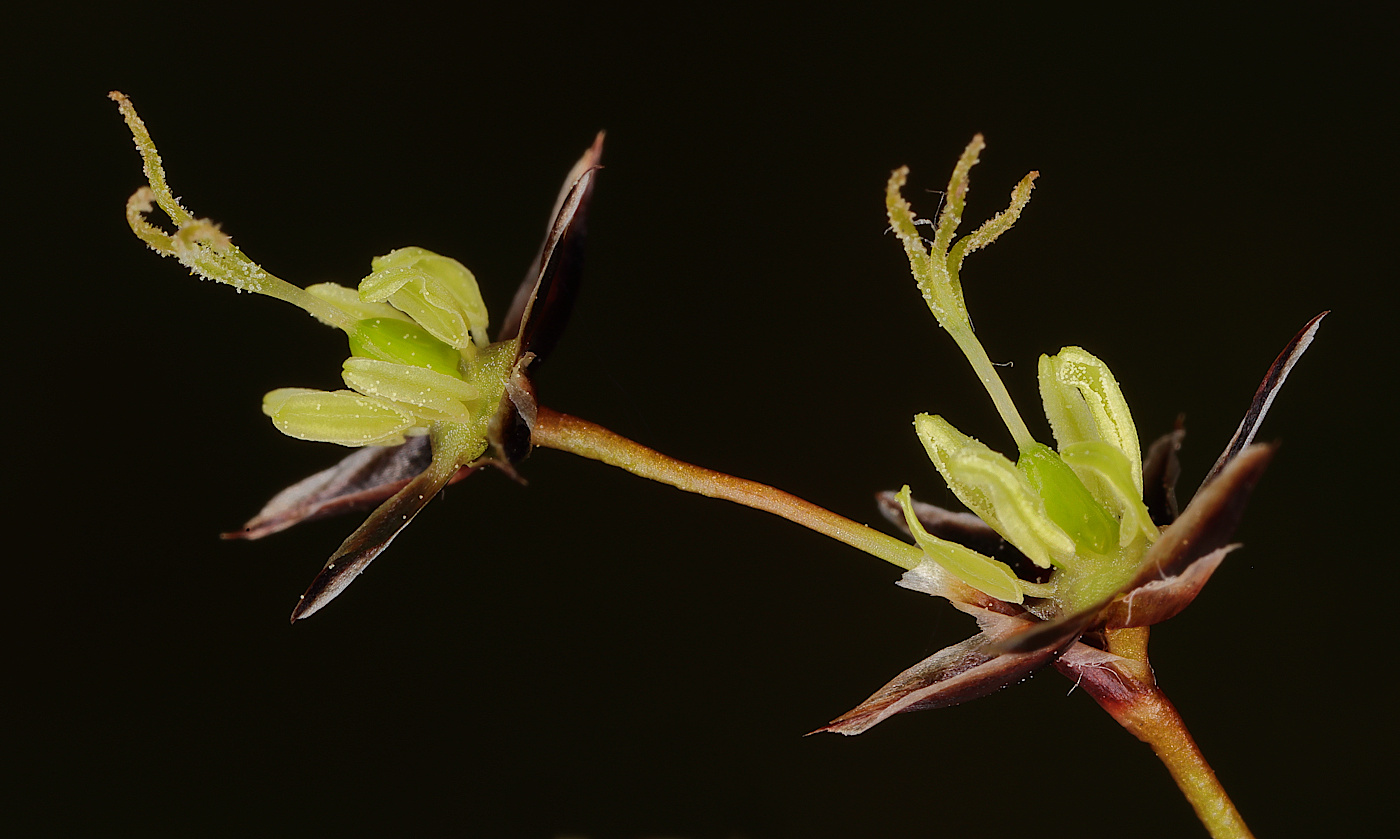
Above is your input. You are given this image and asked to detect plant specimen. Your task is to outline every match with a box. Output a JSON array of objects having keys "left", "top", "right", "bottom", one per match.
[{"left": 113, "top": 91, "right": 1320, "bottom": 837}]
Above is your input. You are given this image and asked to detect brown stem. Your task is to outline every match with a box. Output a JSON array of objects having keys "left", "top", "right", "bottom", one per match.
[{"left": 529, "top": 407, "right": 925, "bottom": 570}]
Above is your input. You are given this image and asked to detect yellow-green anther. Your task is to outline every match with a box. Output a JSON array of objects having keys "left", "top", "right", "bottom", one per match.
[
  {"left": 1039, "top": 347, "right": 1143, "bottom": 494},
  {"left": 348, "top": 318, "right": 464, "bottom": 379},
  {"left": 262, "top": 388, "right": 417, "bottom": 447},
  {"left": 1016, "top": 442, "right": 1119, "bottom": 555},
  {"left": 1060, "top": 441, "right": 1159, "bottom": 546},
  {"left": 895, "top": 486, "right": 1025, "bottom": 604},
  {"left": 341, "top": 357, "right": 479, "bottom": 422},
  {"left": 360, "top": 248, "right": 489, "bottom": 350},
  {"left": 914, "top": 414, "right": 1075, "bottom": 569},
  {"left": 306, "top": 283, "right": 413, "bottom": 327}
]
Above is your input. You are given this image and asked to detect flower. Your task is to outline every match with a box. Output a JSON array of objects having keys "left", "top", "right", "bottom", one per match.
[
  {"left": 112, "top": 91, "right": 602, "bottom": 620},
  {"left": 817, "top": 137, "right": 1324, "bottom": 734}
]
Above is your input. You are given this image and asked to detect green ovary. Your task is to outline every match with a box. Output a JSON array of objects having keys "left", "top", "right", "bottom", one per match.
[
  {"left": 1017, "top": 442, "right": 1118, "bottom": 555},
  {"left": 348, "top": 318, "right": 464, "bottom": 379}
]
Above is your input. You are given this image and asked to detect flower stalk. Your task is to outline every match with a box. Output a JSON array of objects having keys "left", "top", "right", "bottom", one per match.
[
  {"left": 1063, "top": 630, "right": 1254, "bottom": 839},
  {"left": 530, "top": 408, "right": 926, "bottom": 571}
]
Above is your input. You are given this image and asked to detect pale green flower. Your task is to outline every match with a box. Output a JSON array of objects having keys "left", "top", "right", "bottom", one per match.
[
  {"left": 111, "top": 91, "right": 596, "bottom": 621},
  {"left": 112, "top": 92, "right": 509, "bottom": 458},
  {"left": 821, "top": 136, "right": 1321, "bottom": 749},
  {"left": 887, "top": 136, "right": 1164, "bottom": 616}
]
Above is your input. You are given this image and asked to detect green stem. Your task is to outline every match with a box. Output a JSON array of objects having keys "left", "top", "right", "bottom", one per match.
[
  {"left": 1109, "top": 687, "right": 1254, "bottom": 839},
  {"left": 1104, "top": 626, "right": 1154, "bottom": 683},
  {"left": 1093, "top": 630, "right": 1253, "bottom": 839},
  {"left": 530, "top": 407, "right": 925, "bottom": 571}
]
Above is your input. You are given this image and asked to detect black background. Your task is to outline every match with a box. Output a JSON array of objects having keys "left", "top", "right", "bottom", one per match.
[{"left": 10, "top": 6, "right": 1394, "bottom": 837}]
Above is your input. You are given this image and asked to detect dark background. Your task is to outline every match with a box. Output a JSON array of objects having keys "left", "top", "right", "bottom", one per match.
[{"left": 11, "top": 6, "right": 1393, "bottom": 837}]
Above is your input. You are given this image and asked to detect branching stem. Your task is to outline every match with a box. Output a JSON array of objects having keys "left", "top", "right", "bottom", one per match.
[{"left": 530, "top": 407, "right": 925, "bottom": 571}]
